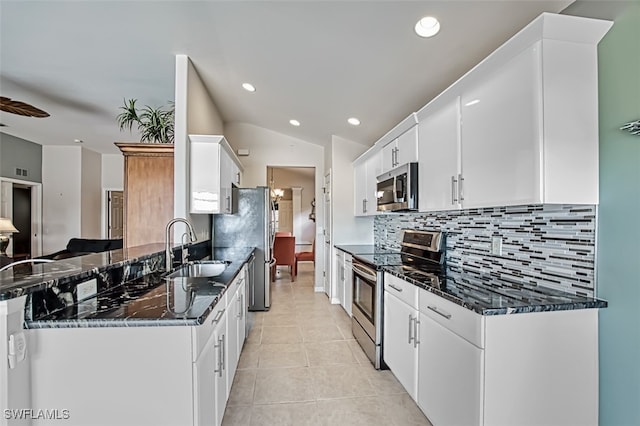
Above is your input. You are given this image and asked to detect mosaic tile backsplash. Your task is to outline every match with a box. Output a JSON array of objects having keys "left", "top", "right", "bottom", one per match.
[{"left": 374, "top": 205, "right": 597, "bottom": 297}]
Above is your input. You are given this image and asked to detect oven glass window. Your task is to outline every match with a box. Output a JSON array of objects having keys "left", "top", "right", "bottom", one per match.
[{"left": 353, "top": 273, "right": 375, "bottom": 323}]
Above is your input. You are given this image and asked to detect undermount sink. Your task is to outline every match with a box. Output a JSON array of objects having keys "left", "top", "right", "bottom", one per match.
[{"left": 165, "top": 260, "right": 231, "bottom": 279}]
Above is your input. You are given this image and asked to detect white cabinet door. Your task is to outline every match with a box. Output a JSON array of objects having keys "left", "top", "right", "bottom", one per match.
[
  {"left": 364, "top": 153, "right": 382, "bottom": 216},
  {"left": 417, "top": 312, "right": 483, "bottom": 426},
  {"left": 418, "top": 98, "right": 461, "bottom": 212},
  {"left": 213, "top": 311, "right": 228, "bottom": 426},
  {"left": 343, "top": 254, "right": 353, "bottom": 316},
  {"left": 383, "top": 291, "right": 418, "bottom": 400},
  {"left": 334, "top": 250, "right": 344, "bottom": 307},
  {"left": 353, "top": 160, "right": 368, "bottom": 216},
  {"left": 460, "top": 43, "right": 542, "bottom": 209},
  {"left": 381, "top": 140, "right": 397, "bottom": 173},
  {"left": 193, "top": 335, "right": 217, "bottom": 426},
  {"left": 396, "top": 126, "right": 418, "bottom": 166},
  {"left": 226, "top": 284, "right": 240, "bottom": 390},
  {"left": 220, "top": 149, "right": 233, "bottom": 213}
]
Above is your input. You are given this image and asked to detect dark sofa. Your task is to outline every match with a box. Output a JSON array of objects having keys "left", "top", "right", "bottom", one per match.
[{"left": 40, "top": 238, "right": 123, "bottom": 260}]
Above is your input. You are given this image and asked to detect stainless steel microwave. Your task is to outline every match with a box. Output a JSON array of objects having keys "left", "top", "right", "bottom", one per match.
[{"left": 376, "top": 162, "right": 418, "bottom": 212}]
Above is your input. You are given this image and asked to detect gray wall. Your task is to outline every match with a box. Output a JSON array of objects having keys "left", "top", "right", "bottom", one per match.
[{"left": 0, "top": 133, "right": 42, "bottom": 182}]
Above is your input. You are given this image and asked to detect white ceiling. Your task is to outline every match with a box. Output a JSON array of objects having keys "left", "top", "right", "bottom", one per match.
[{"left": 0, "top": 0, "right": 575, "bottom": 155}]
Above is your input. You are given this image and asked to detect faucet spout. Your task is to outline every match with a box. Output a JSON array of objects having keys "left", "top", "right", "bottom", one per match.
[
  {"left": 165, "top": 218, "right": 197, "bottom": 272},
  {"left": 0, "top": 258, "right": 54, "bottom": 273}
]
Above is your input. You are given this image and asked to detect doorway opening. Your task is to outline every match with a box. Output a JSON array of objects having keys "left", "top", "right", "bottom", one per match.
[
  {"left": 12, "top": 185, "right": 31, "bottom": 258},
  {"left": 267, "top": 166, "right": 316, "bottom": 281},
  {"left": 0, "top": 177, "right": 43, "bottom": 258}
]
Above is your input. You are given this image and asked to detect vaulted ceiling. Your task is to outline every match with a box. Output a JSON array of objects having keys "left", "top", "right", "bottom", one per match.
[{"left": 0, "top": 1, "right": 575, "bottom": 154}]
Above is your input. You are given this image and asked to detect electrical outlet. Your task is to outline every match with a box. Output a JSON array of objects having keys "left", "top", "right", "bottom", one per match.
[{"left": 491, "top": 236, "right": 503, "bottom": 256}]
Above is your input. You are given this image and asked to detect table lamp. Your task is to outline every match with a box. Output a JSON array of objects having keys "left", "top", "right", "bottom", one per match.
[{"left": 0, "top": 217, "right": 19, "bottom": 256}]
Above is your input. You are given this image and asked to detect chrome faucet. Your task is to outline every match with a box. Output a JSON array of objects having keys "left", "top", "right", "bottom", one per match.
[
  {"left": 165, "top": 218, "right": 197, "bottom": 272},
  {"left": 0, "top": 258, "right": 54, "bottom": 273}
]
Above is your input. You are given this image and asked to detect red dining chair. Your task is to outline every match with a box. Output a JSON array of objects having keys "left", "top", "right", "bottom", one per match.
[
  {"left": 271, "top": 235, "right": 296, "bottom": 281},
  {"left": 295, "top": 239, "right": 315, "bottom": 274}
]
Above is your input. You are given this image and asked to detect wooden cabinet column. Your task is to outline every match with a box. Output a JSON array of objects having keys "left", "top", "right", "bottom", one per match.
[{"left": 116, "top": 143, "right": 174, "bottom": 248}]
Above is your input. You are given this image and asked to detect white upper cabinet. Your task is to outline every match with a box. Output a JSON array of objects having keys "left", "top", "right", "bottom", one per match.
[
  {"left": 381, "top": 124, "right": 419, "bottom": 174},
  {"left": 396, "top": 125, "right": 419, "bottom": 166},
  {"left": 353, "top": 151, "right": 382, "bottom": 216},
  {"left": 415, "top": 13, "right": 611, "bottom": 212},
  {"left": 460, "top": 43, "right": 541, "bottom": 209},
  {"left": 417, "top": 97, "right": 461, "bottom": 212},
  {"left": 189, "top": 135, "right": 243, "bottom": 214}
]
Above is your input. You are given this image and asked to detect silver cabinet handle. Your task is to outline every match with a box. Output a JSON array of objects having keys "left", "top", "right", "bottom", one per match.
[
  {"left": 414, "top": 318, "right": 420, "bottom": 348},
  {"left": 240, "top": 293, "right": 244, "bottom": 320},
  {"left": 237, "top": 294, "right": 242, "bottom": 318},
  {"left": 236, "top": 172, "right": 241, "bottom": 185},
  {"left": 427, "top": 305, "right": 452, "bottom": 320},
  {"left": 451, "top": 175, "right": 458, "bottom": 204},
  {"left": 211, "top": 309, "right": 225, "bottom": 324},
  {"left": 221, "top": 334, "right": 226, "bottom": 372},
  {"left": 408, "top": 314, "right": 414, "bottom": 344},
  {"left": 363, "top": 198, "right": 367, "bottom": 214},
  {"left": 226, "top": 195, "right": 231, "bottom": 212},
  {"left": 458, "top": 173, "right": 464, "bottom": 202},
  {"left": 214, "top": 339, "right": 223, "bottom": 376},
  {"left": 388, "top": 284, "right": 403, "bottom": 292}
]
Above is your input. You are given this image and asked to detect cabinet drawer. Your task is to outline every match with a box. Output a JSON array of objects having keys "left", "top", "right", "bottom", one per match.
[
  {"left": 384, "top": 273, "right": 418, "bottom": 309},
  {"left": 192, "top": 292, "right": 228, "bottom": 361},
  {"left": 419, "top": 290, "right": 484, "bottom": 348}
]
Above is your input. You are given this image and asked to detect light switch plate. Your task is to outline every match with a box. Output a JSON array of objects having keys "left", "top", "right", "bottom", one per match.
[{"left": 491, "top": 236, "right": 503, "bottom": 256}]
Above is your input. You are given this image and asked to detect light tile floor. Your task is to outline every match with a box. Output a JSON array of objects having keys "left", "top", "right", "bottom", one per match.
[{"left": 222, "top": 263, "right": 433, "bottom": 426}]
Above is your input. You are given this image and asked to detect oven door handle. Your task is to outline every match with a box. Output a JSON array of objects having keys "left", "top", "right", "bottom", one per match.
[{"left": 352, "top": 263, "right": 377, "bottom": 282}]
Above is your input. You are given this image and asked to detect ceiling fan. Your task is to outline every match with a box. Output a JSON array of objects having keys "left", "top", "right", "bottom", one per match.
[{"left": 0, "top": 96, "right": 49, "bottom": 118}]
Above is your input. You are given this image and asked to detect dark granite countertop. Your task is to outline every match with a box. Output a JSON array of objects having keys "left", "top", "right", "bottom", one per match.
[
  {"left": 334, "top": 244, "right": 397, "bottom": 256},
  {"left": 383, "top": 266, "right": 608, "bottom": 315},
  {"left": 0, "top": 243, "right": 170, "bottom": 301},
  {"left": 25, "top": 247, "right": 254, "bottom": 328}
]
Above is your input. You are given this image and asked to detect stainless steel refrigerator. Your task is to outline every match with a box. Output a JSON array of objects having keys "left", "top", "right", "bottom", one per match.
[{"left": 212, "top": 187, "right": 274, "bottom": 311}]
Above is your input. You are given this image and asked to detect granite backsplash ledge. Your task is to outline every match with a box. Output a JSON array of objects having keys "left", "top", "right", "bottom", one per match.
[{"left": 375, "top": 204, "right": 596, "bottom": 297}]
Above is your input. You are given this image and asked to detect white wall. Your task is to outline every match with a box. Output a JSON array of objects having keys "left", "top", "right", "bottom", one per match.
[
  {"left": 80, "top": 148, "right": 102, "bottom": 238},
  {"left": 101, "top": 154, "right": 123, "bottom": 189},
  {"left": 174, "top": 54, "right": 225, "bottom": 242},
  {"left": 331, "top": 136, "right": 373, "bottom": 245},
  {"left": 42, "top": 147, "right": 81, "bottom": 254},
  {"left": 225, "top": 122, "right": 325, "bottom": 289}
]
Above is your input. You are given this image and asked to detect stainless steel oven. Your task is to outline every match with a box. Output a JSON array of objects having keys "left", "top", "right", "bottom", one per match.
[{"left": 351, "top": 258, "right": 385, "bottom": 369}]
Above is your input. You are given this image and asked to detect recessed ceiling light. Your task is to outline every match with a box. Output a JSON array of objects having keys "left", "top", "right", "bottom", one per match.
[
  {"left": 464, "top": 99, "right": 480, "bottom": 107},
  {"left": 289, "top": 119, "right": 300, "bottom": 127},
  {"left": 348, "top": 117, "right": 361, "bottom": 126},
  {"left": 242, "top": 83, "right": 256, "bottom": 92},
  {"left": 73, "top": 139, "right": 83, "bottom": 144},
  {"left": 415, "top": 16, "right": 440, "bottom": 38}
]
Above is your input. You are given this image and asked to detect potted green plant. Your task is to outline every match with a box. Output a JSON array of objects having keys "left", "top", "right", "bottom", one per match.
[{"left": 116, "top": 98, "right": 175, "bottom": 143}]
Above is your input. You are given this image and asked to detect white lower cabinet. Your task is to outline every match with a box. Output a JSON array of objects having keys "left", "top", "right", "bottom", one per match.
[
  {"left": 194, "top": 333, "right": 217, "bottom": 426},
  {"left": 343, "top": 254, "right": 353, "bottom": 316},
  {"left": 226, "top": 271, "right": 246, "bottom": 389},
  {"left": 383, "top": 274, "right": 419, "bottom": 400},
  {"left": 383, "top": 273, "right": 600, "bottom": 426},
  {"left": 417, "top": 312, "right": 483, "bottom": 426},
  {"left": 212, "top": 311, "right": 228, "bottom": 426}
]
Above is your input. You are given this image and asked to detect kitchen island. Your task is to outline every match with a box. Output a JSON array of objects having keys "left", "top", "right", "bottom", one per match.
[{"left": 0, "top": 242, "right": 254, "bottom": 426}]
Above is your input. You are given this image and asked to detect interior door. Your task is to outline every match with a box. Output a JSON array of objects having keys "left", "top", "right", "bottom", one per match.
[{"left": 107, "top": 190, "right": 124, "bottom": 239}]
